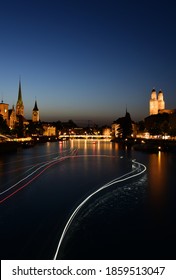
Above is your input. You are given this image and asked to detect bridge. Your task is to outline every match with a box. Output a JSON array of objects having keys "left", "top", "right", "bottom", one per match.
[{"left": 58, "top": 134, "right": 111, "bottom": 140}]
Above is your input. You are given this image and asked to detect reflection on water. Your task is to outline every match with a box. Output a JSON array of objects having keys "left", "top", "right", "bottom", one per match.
[
  {"left": 148, "top": 152, "right": 167, "bottom": 208},
  {"left": 70, "top": 139, "right": 117, "bottom": 155},
  {"left": 0, "top": 140, "right": 176, "bottom": 260}
]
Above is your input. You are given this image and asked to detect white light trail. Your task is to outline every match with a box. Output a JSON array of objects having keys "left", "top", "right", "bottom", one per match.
[
  {"left": 53, "top": 159, "right": 147, "bottom": 260},
  {"left": 0, "top": 148, "right": 76, "bottom": 196}
]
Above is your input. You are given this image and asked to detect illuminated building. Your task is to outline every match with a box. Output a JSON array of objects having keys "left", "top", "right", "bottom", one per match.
[
  {"left": 102, "top": 127, "right": 111, "bottom": 136},
  {"left": 0, "top": 100, "right": 9, "bottom": 122},
  {"left": 16, "top": 80, "right": 24, "bottom": 117},
  {"left": 0, "top": 80, "right": 41, "bottom": 131},
  {"left": 149, "top": 88, "right": 165, "bottom": 115},
  {"left": 158, "top": 90, "right": 165, "bottom": 111},
  {"left": 8, "top": 105, "right": 16, "bottom": 129},
  {"left": 43, "top": 125, "right": 56, "bottom": 136},
  {"left": 32, "top": 100, "right": 40, "bottom": 122},
  {"left": 149, "top": 88, "right": 176, "bottom": 116}
]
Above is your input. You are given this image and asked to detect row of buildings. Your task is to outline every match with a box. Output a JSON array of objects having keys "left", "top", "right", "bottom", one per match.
[
  {"left": 1, "top": 84, "right": 176, "bottom": 139},
  {"left": 112, "top": 88, "right": 176, "bottom": 139},
  {"left": 0, "top": 81, "right": 40, "bottom": 129},
  {"left": 0, "top": 81, "right": 103, "bottom": 138},
  {"left": 0, "top": 81, "right": 56, "bottom": 137}
]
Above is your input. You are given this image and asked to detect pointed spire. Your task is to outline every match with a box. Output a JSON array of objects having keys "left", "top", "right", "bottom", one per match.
[
  {"left": 33, "top": 99, "right": 39, "bottom": 111},
  {"left": 16, "top": 78, "right": 24, "bottom": 116},
  {"left": 32, "top": 98, "right": 39, "bottom": 122},
  {"left": 17, "top": 79, "right": 23, "bottom": 104}
]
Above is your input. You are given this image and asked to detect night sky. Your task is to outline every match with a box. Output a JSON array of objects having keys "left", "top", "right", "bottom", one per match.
[{"left": 0, "top": 0, "right": 176, "bottom": 125}]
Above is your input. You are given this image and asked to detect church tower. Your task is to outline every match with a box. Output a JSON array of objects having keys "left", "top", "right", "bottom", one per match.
[
  {"left": 32, "top": 100, "right": 39, "bottom": 122},
  {"left": 16, "top": 80, "right": 24, "bottom": 116},
  {"left": 158, "top": 89, "right": 165, "bottom": 111},
  {"left": 0, "top": 99, "right": 9, "bottom": 123},
  {"left": 149, "top": 88, "right": 158, "bottom": 115}
]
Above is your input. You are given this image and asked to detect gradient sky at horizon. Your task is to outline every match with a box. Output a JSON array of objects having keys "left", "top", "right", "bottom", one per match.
[{"left": 0, "top": 0, "right": 176, "bottom": 126}]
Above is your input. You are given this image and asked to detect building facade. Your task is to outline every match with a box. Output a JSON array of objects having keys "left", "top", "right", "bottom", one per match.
[
  {"left": 0, "top": 80, "right": 40, "bottom": 131},
  {"left": 8, "top": 105, "right": 16, "bottom": 129},
  {"left": 0, "top": 101, "right": 9, "bottom": 122},
  {"left": 149, "top": 88, "right": 176, "bottom": 116},
  {"left": 149, "top": 88, "right": 165, "bottom": 115}
]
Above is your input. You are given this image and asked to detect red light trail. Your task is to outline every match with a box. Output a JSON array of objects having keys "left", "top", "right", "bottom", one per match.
[{"left": 0, "top": 148, "right": 77, "bottom": 204}]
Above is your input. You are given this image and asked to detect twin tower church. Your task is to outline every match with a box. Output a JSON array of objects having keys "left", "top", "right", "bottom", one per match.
[
  {"left": 0, "top": 80, "right": 40, "bottom": 129},
  {"left": 149, "top": 88, "right": 176, "bottom": 115}
]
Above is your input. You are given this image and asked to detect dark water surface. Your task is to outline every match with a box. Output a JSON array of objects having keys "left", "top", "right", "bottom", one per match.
[{"left": 0, "top": 140, "right": 176, "bottom": 259}]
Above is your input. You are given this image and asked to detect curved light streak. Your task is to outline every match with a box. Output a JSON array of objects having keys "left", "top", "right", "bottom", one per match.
[
  {"left": 0, "top": 153, "right": 118, "bottom": 194},
  {"left": 0, "top": 148, "right": 73, "bottom": 175},
  {"left": 0, "top": 156, "right": 70, "bottom": 204},
  {"left": 0, "top": 148, "right": 77, "bottom": 204},
  {"left": 0, "top": 156, "right": 69, "bottom": 195},
  {"left": 53, "top": 159, "right": 147, "bottom": 260},
  {"left": 0, "top": 150, "right": 119, "bottom": 204}
]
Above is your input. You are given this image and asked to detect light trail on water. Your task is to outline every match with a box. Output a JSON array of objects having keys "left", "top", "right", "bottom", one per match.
[
  {"left": 0, "top": 148, "right": 72, "bottom": 176},
  {"left": 0, "top": 148, "right": 77, "bottom": 204},
  {"left": 0, "top": 148, "right": 147, "bottom": 260},
  {"left": 53, "top": 158, "right": 147, "bottom": 260},
  {"left": 0, "top": 151, "right": 117, "bottom": 203}
]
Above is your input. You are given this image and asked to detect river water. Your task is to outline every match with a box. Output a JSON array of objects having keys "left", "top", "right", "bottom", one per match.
[{"left": 0, "top": 140, "right": 176, "bottom": 260}]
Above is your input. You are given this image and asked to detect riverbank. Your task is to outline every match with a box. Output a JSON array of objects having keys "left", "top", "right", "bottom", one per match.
[
  {"left": 0, "top": 135, "right": 61, "bottom": 153},
  {"left": 111, "top": 138, "right": 176, "bottom": 152},
  {"left": 1, "top": 136, "right": 176, "bottom": 154}
]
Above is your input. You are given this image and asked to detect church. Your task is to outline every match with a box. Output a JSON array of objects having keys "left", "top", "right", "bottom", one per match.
[
  {"left": 0, "top": 80, "right": 40, "bottom": 129},
  {"left": 149, "top": 88, "right": 165, "bottom": 115},
  {"left": 146, "top": 88, "right": 176, "bottom": 136},
  {"left": 149, "top": 88, "right": 176, "bottom": 115}
]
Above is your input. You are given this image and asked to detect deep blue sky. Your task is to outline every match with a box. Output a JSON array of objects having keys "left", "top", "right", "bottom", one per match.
[{"left": 0, "top": 0, "right": 176, "bottom": 125}]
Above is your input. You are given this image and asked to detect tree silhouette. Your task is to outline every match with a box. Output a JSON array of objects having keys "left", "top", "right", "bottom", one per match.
[{"left": 115, "top": 111, "right": 133, "bottom": 139}]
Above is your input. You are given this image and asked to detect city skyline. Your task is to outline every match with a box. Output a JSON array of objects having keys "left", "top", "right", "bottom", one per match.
[{"left": 0, "top": 0, "right": 176, "bottom": 125}]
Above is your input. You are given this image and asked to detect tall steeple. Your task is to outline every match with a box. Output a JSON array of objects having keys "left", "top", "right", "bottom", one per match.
[
  {"left": 18, "top": 80, "right": 22, "bottom": 104},
  {"left": 158, "top": 89, "right": 165, "bottom": 111},
  {"left": 149, "top": 88, "right": 158, "bottom": 115},
  {"left": 33, "top": 100, "right": 39, "bottom": 111},
  {"left": 16, "top": 79, "right": 24, "bottom": 116},
  {"left": 32, "top": 99, "right": 39, "bottom": 122}
]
